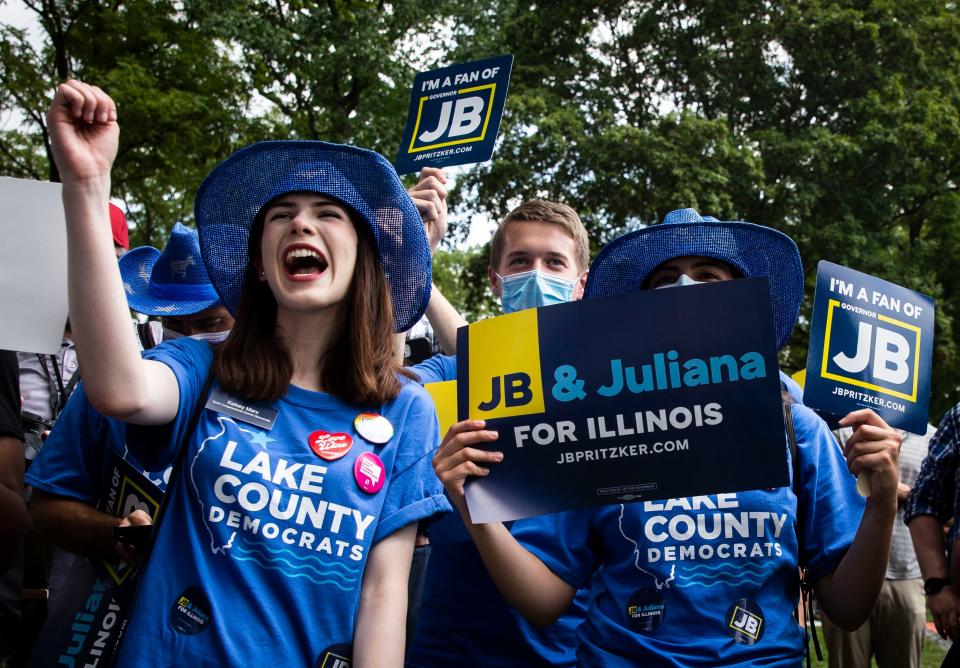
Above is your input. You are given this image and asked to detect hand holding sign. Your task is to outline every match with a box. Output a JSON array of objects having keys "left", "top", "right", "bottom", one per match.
[
  {"left": 432, "top": 419, "right": 502, "bottom": 519},
  {"left": 407, "top": 167, "right": 448, "bottom": 254},
  {"left": 838, "top": 409, "right": 901, "bottom": 505},
  {"left": 114, "top": 509, "right": 153, "bottom": 566}
]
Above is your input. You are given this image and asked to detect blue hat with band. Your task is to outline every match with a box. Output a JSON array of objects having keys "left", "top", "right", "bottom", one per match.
[
  {"left": 584, "top": 208, "right": 803, "bottom": 349},
  {"left": 193, "top": 140, "right": 431, "bottom": 333},
  {"left": 119, "top": 222, "right": 221, "bottom": 316}
]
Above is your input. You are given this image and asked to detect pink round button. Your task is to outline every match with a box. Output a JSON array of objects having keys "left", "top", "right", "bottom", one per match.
[{"left": 353, "top": 452, "right": 386, "bottom": 494}]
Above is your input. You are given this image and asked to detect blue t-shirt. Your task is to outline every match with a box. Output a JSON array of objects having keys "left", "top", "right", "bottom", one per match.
[
  {"left": 411, "top": 353, "right": 457, "bottom": 384},
  {"left": 514, "top": 404, "right": 864, "bottom": 667},
  {"left": 109, "top": 338, "right": 448, "bottom": 666},
  {"left": 408, "top": 352, "right": 587, "bottom": 668},
  {"left": 26, "top": 344, "right": 185, "bottom": 501},
  {"left": 408, "top": 527, "right": 591, "bottom": 668}
]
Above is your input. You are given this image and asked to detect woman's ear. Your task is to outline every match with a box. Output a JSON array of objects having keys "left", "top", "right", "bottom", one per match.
[{"left": 252, "top": 258, "right": 266, "bottom": 281}]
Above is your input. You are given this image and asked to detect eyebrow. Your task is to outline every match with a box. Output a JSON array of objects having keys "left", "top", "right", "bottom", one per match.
[{"left": 505, "top": 250, "right": 570, "bottom": 260}]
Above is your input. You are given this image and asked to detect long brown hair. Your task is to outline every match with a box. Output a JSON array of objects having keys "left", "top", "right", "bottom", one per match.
[{"left": 214, "top": 203, "right": 409, "bottom": 405}]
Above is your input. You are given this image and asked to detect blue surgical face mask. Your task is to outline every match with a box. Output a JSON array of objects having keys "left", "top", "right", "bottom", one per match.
[
  {"left": 655, "top": 274, "right": 704, "bottom": 289},
  {"left": 498, "top": 269, "right": 578, "bottom": 314}
]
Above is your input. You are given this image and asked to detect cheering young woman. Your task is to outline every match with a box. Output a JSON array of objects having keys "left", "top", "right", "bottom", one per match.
[{"left": 47, "top": 80, "right": 448, "bottom": 666}]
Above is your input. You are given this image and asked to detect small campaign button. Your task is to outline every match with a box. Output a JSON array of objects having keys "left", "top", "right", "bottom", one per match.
[
  {"left": 309, "top": 431, "right": 353, "bottom": 461},
  {"left": 354, "top": 412, "right": 394, "bottom": 444},
  {"left": 354, "top": 452, "right": 385, "bottom": 494},
  {"left": 170, "top": 586, "right": 212, "bottom": 635},
  {"left": 315, "top": 643, "right": 352, "bottom": 668},
  {"left": 725, "top": 598, "right": 765, "bottom": 644},
  {"left": 626, "top": 587, "right": 666, "bottom": 634}
]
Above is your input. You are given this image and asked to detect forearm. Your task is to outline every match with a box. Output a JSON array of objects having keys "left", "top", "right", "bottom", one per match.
[
  {"left": 910, "top": 514, "right": 950, "bottom": 579},
  {"left": 353, "top": 524, "right": 416, "bottom": 668},
  {"left": 30, "top": 490, "right": 120, "bottom": 560},
  {"left": 63, "top": 178, "right": 148, "bottom": 417},
  {"left": 464, "top": 513, "right": 574, "bottom": 627},
  {"left": 816, "top": 497, "right": 896, "bottom": 629},
  {"left": 424, "top": 284, "right": 467, "bottom": 355}
]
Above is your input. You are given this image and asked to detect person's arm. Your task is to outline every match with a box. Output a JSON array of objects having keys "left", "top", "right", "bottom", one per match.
[
  {"left": 352, "top": 523, "right": 417, "bottom": 667},
  {"left": 433, "top": 419, "right": 576, "bottom": 626},
  {"left": 0, "top": 436, "right": 27, "bottom": 571},
  {"left": 911, "top": 515, "right": 960, "bottom": 638},
  {"left": 425, "top": 285, "right": 468, "bottom": 355},
  {"left": 406, "top": 168, "right": 467, "bottom": 353},
  {"left": 814, "top": 408, "right": 900, "bottom": 630},
  {"left": 48, "top": 80, "right": 178, "bottom": 424},
  {"left": 29, "top": 489, "right": 152, "bottom": 564},
  {"left": 905, "top": 408, "right": 960, "bottom": 638}
]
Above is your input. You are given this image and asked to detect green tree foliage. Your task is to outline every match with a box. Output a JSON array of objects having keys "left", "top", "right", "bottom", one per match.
[
  {"left": 191, "top": 0, "right": 482, "bottom": 154},
  {"left": 432, "top": 245, "right": 499, "bottom": 322},
  {"left": 453, "top": 0, "right": 960, "bottom": 419},
  {"left": 0, "top": 0, "right": 251, "bottom": 245}
]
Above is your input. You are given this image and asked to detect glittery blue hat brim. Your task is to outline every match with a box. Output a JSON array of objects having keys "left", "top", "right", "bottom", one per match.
[
  {"left": 584, "top": 220, "right": 803, "bottom": 349},
  {"left": 193, "top": 140, "right": 431, "bottom": 332},
  {"left": 119, "top": 246, "right": 221, "bottom": 317}
]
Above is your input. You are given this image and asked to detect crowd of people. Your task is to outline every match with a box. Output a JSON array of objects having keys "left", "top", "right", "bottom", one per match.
[{"left": 0, "top": 78, "right": 958, "bottom": 667}]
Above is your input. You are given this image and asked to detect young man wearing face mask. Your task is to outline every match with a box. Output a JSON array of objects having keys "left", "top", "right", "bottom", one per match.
[
  {"left": 409, "top": 197, "right": 589, "bottom": 386},
  {"left": 22, "top": 223, "right": 234, "bottom": 637},
  {"left": 405, "top": 196, "right": 593, "bottom": 667}
]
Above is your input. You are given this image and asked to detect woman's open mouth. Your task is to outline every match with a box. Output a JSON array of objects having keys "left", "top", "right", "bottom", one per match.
[{"left": 283, "top": 245, "right": 328, "bottom": 281}]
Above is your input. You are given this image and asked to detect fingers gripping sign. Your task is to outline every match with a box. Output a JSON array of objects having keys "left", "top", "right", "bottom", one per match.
[
  {"left": 839, "top": 408, "right": 902, "bottom": 501},
  {"left": 47, "top": 80, "right": 120, "bottom": 183},
  {"left": 407, "top": 167, "right": 448, "bottom": 254},
  {"left": 432, "top": 419, "right": 501, "bottom": 518},
  {"left": 114, "top": 508, "right": 153, "bottom": 566}
]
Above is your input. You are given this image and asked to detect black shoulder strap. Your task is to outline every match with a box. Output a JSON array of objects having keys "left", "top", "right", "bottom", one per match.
[
  {"left": 62, "top": 368, "right": 81, "bottom": 405},
  {"left": 781, "top": 382, "right": 823, "bottom": 667},
  {"left": 780, "top": 387, "right": 800, "bottom": 502},
  {"left": 137, "top": 322, "right": 158, "bottom": 350}
]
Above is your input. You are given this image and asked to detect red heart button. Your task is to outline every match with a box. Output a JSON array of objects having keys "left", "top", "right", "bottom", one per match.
[{"left": 308, "top": 431, "right": 353, "bottom": 461}]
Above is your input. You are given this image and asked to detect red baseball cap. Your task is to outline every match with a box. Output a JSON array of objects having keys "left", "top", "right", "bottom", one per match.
[{"left": 109, "top": 203, "right": 129, "bottom": 250}]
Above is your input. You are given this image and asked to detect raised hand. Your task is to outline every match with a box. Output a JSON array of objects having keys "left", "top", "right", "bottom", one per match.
[
  {"left": 408, "top": 167, "right": 448, "bottom": 254},
  {"left": 46, "top": 80, "right": 119, "bottom": 183}
]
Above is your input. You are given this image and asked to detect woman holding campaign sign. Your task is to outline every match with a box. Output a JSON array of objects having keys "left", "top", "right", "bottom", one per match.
[
  {"left": 46, "top": 80, "right": 448, "bottom": 666},
  {"left": 436, "top": 208, "right": 902, "bottom": 666}
]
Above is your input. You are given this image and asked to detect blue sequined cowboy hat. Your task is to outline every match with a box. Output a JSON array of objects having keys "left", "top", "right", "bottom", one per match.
[
  {"left": 118, "top": 222, "right": 222, "bottom": 316},
  {"left": 584, "top": 208, "right": 804, "bottom": 349},
  {"left": 193, "top": 140, "right": 431, "bottom": 332}
]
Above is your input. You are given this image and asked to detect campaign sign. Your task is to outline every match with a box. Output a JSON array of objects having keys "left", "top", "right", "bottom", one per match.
[
  {"left": 804, "top": 261, "right": 934, "bottom": 434},
  {"left": 395, "top": 55, "right": 513, "bottom": 174},
  {"left": 456, "top": 279, "right": 789, "bottom": 523},
  {"left": 27, "top": 454, "right": 163, "bottom": 667}
]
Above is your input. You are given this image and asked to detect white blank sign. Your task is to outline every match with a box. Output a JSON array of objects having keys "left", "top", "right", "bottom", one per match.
[{"left": 0, "top": 177, "right": 68, "bottom": 354}]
